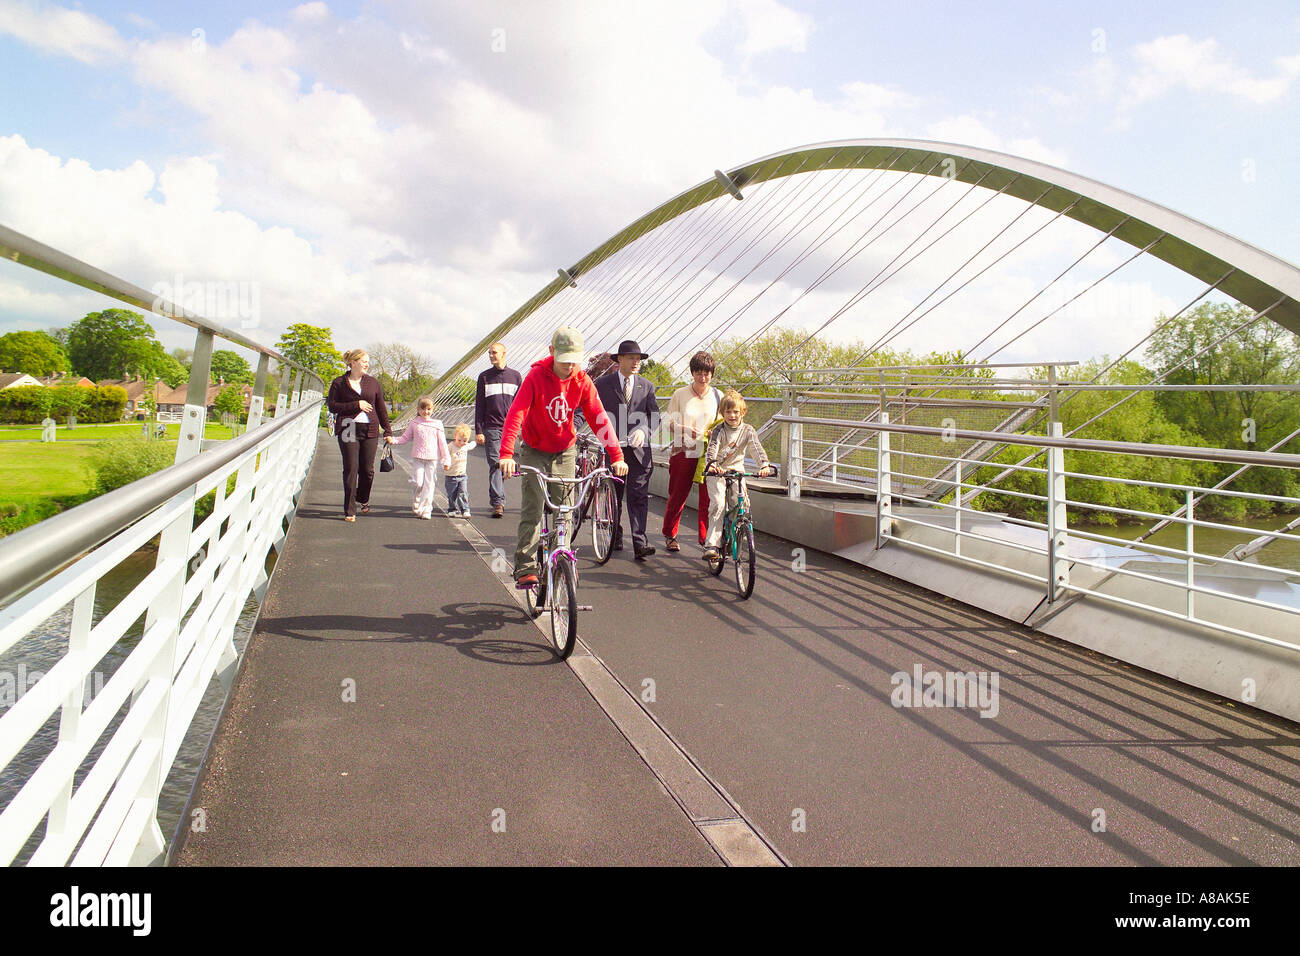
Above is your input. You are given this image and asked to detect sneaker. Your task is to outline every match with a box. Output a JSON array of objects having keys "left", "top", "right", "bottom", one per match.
[
  {"left": 492, "top": 505, "right": 504, "bottom": 518},
  {"left": 702, "top": 547, "right": 720, "bottom": 560},
  {"left": 515, "top": 572, "right": 538, "bottom": 590},
  {"left": 462, "top": 511, "right": 472, "bottom": 518},
  {"left": 421, "top": 513, "right": 432, "bottom": 520}
]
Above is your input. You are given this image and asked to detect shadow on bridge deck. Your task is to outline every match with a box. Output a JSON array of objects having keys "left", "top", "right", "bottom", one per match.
[{"left": 173, "top": 435, "right": 1300, "bottom": 866}]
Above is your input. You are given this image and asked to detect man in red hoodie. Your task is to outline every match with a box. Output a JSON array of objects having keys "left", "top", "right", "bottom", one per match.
[{"left": 499, "top": 327, "right": 629, "bottom": 589}]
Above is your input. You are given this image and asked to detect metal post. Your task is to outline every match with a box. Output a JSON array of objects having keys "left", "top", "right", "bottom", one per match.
[
  {"left": 1046, "top": 422, "right": 1068, "bottom": 601},
  {"left": 954, "top": 456, "right": 963, "bottom": 558},
  {"left": 1186, "top": 490, "right": 1195, "bottom": 621},
  {"left": 176, "top": 329, "right": 214, "bottom": 464},
  {"left": 247, "top": 354, "right": 270, "bottom": 430},
  {"left": 789, "top": 405, "right": 802, "bottom": 501},
  {"left": 279, "top": 367, "right": 296, "bottom": 415},
  {"left": 1048, "top": 364, "right": 1060, "bottom": 431},
  {"left": 831, "top": 443, "right": 838, "bottom": 484},
  {"left": 876, "top": 412, "right": 891, "bottom": 550},
  {"left": 780, "top": 386, "right": 793, "bottom": 498}
]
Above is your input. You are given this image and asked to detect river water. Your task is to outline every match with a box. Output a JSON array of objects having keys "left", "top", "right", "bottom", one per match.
[
  {"left": 0, "top": 547, "right": 272, "bottom": 865},
  {"left": 1090, "top": 514, "right": 1300, "bottom": 572}
]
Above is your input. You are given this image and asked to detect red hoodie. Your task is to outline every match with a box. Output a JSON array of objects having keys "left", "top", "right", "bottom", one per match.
[{"left": 499, "top": 357, "right": 624, "bottom": 463}]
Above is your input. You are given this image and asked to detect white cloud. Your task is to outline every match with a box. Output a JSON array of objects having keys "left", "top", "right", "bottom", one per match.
[
  {"left": 1122, "top": 34, "right": 1300, "bottom": 110},
  {"left": 0, "top": 0, "right": 127, "bottom": 63},
  {"left": 1, "top": 1, "right": 1114, "bottom": 375},
  {"left": 733, "top": 0, "right": 814, "bottom": 58}
]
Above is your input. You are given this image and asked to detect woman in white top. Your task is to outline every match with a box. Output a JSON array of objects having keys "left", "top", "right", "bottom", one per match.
[{"left": 661, "top": 351, "right": 721, "bottom": 551}]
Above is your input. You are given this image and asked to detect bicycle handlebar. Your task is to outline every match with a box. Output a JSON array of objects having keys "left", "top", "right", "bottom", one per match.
[
  {"left": 511, "top": 464, "right": 622, "bottom": 514},
  {"left": 706, "top": 465, "right": 780, "bottom": 480}
]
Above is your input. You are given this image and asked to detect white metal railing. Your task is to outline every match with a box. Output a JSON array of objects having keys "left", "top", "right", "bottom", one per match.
[
  {"left": 0, "top": 220, "right": 330, "bottom": 866},
  {"left": 774, "top": 409, "right": 1300, "bottom": 650},
  {"left": 0, "top": 390, "right": 322, "bottom": 866}
]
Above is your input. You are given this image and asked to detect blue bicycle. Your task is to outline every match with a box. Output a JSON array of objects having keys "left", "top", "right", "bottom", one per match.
[{"left": 705, "top": 467, "right": 776, "bottom": 600}]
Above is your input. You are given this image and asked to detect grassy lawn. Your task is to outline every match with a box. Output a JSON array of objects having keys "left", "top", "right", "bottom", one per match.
[
  {"left": 0, "top": 421, "right": 236, "bottom": 441},
  {"left": 0, "top": 442, "right": 104, "bottom": 533}
]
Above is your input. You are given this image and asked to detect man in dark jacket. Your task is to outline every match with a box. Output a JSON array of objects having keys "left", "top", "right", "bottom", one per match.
[
  {"left": 474, "top": 342, "right": 522, "bottom": 518},
  {"left": 593, "top": 340, "right": 661, "bottom": 560}
]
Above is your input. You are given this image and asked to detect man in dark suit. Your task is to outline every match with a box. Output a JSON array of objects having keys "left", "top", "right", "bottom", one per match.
[{"left": 593, "top": 340, "right": 661, "bottom": 560}]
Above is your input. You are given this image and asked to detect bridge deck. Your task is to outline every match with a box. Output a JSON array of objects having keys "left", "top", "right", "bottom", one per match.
[{"left": 174, "top": 436, "right": 1300, "bottom": 866}]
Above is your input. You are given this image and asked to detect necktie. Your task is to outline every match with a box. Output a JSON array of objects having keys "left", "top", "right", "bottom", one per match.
[{"left": 623, "top": 375, "right": 632, "bottom": 403}]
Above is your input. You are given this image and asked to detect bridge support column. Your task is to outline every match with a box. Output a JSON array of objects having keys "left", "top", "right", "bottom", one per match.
[{"left": 1047, "top": 422, "right": 1068, "bottom": 601}]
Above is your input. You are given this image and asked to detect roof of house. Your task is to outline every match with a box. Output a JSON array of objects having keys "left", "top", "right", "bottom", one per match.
[{"left": 0, "top": 372, "right": 41, "bottom": 389}]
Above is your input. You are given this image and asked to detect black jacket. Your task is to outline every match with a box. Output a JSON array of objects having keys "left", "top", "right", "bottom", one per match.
[{"left": 327, "top": 374, "right": 392, "bottom": 439}]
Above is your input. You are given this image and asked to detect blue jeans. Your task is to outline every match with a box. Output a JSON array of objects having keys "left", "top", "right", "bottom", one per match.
[
  {"left": 484, "top": 426, "right": 505, "bottom": 507},
  {"left": 445, "top": 475, "right": 469, "bottom": 513}
]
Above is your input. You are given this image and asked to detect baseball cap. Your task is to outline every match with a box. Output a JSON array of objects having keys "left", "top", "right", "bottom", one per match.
[{"left": 552, "top": 327, "right": 584, "bottom": 364}]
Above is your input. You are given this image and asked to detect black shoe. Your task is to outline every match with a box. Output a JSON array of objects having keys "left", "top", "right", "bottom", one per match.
[
  {"left": 612, "top": 536, "right": 624, "bottom": 552},
  {"left": 634, "top": 545, "right": 656, "bottom": 560}
]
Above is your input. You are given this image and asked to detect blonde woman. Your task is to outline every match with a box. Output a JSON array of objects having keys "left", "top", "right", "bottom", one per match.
[{"left": 326, "top": 348, "right": 393, "bottom": 521}]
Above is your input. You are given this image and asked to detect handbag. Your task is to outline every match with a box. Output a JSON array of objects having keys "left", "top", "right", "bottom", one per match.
[{"left": 379, "top": 443, "right": 395, "bottom": 473}]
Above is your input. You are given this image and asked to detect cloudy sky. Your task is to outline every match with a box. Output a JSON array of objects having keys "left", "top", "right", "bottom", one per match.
[{"left": 1, "top": 0, "right": 1297, "bottom": 370}]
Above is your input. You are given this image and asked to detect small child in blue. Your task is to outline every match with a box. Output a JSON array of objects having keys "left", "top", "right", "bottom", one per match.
[{"left": 445, "top": 424, "right": 472, "bottom": 517}]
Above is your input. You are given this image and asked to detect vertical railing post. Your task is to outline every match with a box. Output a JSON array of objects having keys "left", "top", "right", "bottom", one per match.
[
  {"left": 876, "top": 412, "right": 891, "bottom": 550},
  {"left": 247, "top": 354, "right": 270, "bottom": 431},
  {"left": 176, "top": 329, "right": 214, "bottom": 465},
  {"left": 831, "top": 442, "right": 838, "bottom": 484},
  {"left": 789, "top": 405, "right": 802, "bottom": 501},
  {"left": 1186, "top": 490, "right": 1195, "bottom": 621},
  {"left": 780, "top": 386, "right": 792, "bottom": 498},
  {"left": 1047, "top": 423, "right": 1068, "bottom": 601},
  {"left": 45, "top": 584, "right": 96, "bottom": 852},
  {"left": 954, "top": 456, "right": 963, "bottom": 558},
  {"left": 275, "top": 365, "right": 292, "bottom": 418}
]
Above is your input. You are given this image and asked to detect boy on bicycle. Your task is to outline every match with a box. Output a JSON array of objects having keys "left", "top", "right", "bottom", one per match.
[
  {"left": 498, "top": 327, "right": 629, "bottom": 589},
  {"left": 702, "top": 388, "right": 774, "bottom": 561}
]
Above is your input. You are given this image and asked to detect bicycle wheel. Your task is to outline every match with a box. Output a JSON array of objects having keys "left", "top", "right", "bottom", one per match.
[
  {"left": 733, "top": 520, "right": 756, "bottom": 599},
  {"left": 524, "top": 546, "right": 547, "bottom": 619},
  {"left": 571, "top": 473, "right": 593, "bottom": 538},
  {"left": 591, "top": 478, "right": 617, "bottom": 565},
  {"left": 707, "top": 519, "right": 727, "bottom": 576},
  {"left": 549, "top": 557, "right": 579, "bottom": 658}
]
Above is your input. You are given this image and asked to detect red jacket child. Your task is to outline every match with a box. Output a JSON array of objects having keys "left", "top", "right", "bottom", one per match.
[{"left": 499, "top": 356, "right": 625, "bottom": 464}]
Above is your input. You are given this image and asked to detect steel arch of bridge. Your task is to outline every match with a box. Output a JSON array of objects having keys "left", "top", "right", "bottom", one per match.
[{"left": 430, "top": 138, "right": 1300, "bottom": 400}]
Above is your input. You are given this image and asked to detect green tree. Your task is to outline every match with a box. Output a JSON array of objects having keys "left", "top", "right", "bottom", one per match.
[
  {"left": 0, "top": 330, "right": 69, "bottom": 376},
  {"left": 48, "top": 383, "right": 91, "bottom": 425},
  {"left": 639, "top": 358, "right": 676, "bottom": 391},
  {"left": 1145, "top": 302, "right": 1300, "bottom": 453},
  {"left": 150, "top": 347, "right": 188, "bottom": 387},
  {"left": 277, "top": 323, "right": 343, "bottom": 384},
  {"left": 210, "top": 349, "right": 254, "bottom": 384},
  {"left": 66, "top": 309, "right": 166, "bottom": 381},
  {"left": 397, "top": 372, "right": 436, "bottom": 404},
  {"left": 215, "top": 384, "right": 245, "bottom": 418}
]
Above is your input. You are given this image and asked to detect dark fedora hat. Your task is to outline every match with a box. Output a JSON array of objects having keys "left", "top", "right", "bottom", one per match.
[{"left": 612, "top": 339, "right": 649, "bottom": 359}]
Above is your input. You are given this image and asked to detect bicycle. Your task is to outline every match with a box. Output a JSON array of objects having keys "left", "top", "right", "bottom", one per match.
[
  {"left": 704, "top": 466, "right": 777, "bottom": 600},
  {"left": 514, "top": 463, "right": 621, "bottom": 657},
  {"left": 569, "top": 434, "right": 618, "bottom": 565}
]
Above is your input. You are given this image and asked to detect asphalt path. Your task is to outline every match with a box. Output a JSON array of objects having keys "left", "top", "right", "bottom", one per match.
[
  {"left": 174, "top": 435, "right": 721, "bottom": 866},
  {"left": 460, "top": 440, "right": 1300, "bottom": 866},
  {"left": 178, "top": 435, "right": 1300, "bottom": 866}
]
